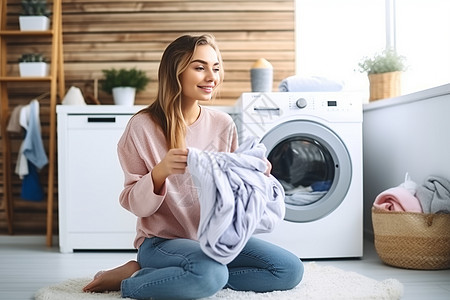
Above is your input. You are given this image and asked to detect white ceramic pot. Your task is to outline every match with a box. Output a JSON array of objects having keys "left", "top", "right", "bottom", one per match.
[
  {"left": 19, "top": 16, "right": 50, "bottom": 31},
  {"left": 19, "top": 62, "right": 49, "bottom": 77},
  {"left": 112, "top": 87, "right": 136, "bottom": 106}
]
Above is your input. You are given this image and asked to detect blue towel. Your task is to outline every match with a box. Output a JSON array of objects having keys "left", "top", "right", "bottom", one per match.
[{"left": 21, "top": 161, "right": 45, "bottom": 202}]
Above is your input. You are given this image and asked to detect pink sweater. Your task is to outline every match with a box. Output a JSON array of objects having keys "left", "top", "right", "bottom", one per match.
[{"left": 117, "top": 106, "right": 238, "bottom": 249}]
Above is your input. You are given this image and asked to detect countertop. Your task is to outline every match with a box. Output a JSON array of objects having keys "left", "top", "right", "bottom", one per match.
[
  {"left": 363, "top": 83, "right": 450, "bottom": 112},
  {"left": 56, "top": 104, "right": 236, "bottom": 114}
]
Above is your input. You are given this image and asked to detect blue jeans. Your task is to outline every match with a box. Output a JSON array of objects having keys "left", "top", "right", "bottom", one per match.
[{"left": 121, "top": 236, "right": 304, "bottom": 299}]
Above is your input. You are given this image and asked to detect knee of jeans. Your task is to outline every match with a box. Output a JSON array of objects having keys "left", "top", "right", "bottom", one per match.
[
  {"left": 280, "top": 257, "right": 304, "bottom": 289},
  {"left": 197, "top": 261, "right": 229, "bottom": 295}
]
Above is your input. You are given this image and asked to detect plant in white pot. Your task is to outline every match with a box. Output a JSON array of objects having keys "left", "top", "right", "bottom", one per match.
[
  {"left": 19, "top": 53, "right": 49, "bottom": 77},
  {"left": 357, "top": 48, "right": 407, "bottom": 101},
  {"left": 19, "top": 0, "right": 51, "bottom": 31},
  {"left": 101, "top": 68, "right": 150, "bottom": 106}
]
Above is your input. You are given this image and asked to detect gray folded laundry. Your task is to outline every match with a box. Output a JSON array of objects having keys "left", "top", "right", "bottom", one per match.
[{"left": 416, "top": 175, "right": 450, "bottom": 214}]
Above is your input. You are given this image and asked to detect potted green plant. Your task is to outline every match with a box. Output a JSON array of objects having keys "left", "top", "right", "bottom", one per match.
[
  {"left": 101, "top": 67, "right": 150, "bottom": 105},
  {"left": 19, "top": 0, "right": 51, "bottom": 31},
  {"left": 357, "top": 48, "right": 407, "bottom": 101},
  {"left": 18, "top": 53, "right": 48, "bottom": 77}
]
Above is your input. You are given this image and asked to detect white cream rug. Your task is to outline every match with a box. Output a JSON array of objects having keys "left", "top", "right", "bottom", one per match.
[{"left": 35, "top": 262, "right": 403, "bottom": 300}]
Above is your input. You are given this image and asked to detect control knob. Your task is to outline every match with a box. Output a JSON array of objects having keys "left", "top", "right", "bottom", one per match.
[{"left": 295, "top": 98, "right": 307, "bottom": 109}]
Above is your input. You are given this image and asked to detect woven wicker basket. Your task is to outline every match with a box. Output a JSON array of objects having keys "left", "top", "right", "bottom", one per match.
[
  {"left": 372, "top": 207, "right": 450, "bottom": 270},
  {"left": 368, "top": 71, "right": 401, "bottom": 101}
]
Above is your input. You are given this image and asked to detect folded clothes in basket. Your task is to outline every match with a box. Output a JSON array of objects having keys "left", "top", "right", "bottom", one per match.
[
  {"left": 373, "top": 173, "right": 423, "bottom": 212},
  {"left": 373, "top": 186, "right": 423, "bottom": 212},
  {"left": 416, "top": 175, "right": 450, "bottom": 214}
]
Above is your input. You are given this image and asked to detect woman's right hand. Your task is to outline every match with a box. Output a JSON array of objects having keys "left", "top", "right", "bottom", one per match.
[
  {"left": 160, "top": 148, "right": 189, "bottom": 175},
  {"left": 151, "top": 148, "right": 188, "bottom": 194}
]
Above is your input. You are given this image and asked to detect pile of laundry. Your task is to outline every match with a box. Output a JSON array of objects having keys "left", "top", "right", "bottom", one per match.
[
  {"left": 187, "top": 138, "right": 285, "bottom": 265},
  {"left": 373, "top": 173, "right": 450, "bottom": 214}
]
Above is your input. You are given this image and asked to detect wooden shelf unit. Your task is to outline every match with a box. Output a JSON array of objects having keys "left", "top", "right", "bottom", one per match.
[{"left": 0, "top": 0, "right": 65, "bottom": 246}]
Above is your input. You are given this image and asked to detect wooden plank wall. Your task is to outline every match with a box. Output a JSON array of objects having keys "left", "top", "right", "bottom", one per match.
[{"left": 0, "top": 0, "right": 295, "bottom": 235}]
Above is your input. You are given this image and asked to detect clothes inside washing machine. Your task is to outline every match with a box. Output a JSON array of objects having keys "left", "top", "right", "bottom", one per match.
[{"left": 268, "top": 136, "right": 335, "bottom": 206}]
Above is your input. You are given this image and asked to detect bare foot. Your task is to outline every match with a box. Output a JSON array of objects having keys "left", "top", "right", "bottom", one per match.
[{"left": 83, "top": 260, "right": 140, "bottom": 293}]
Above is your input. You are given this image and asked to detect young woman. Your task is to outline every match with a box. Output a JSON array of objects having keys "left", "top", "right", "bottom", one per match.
[{"left": 83, "top": 33, "right": 303, "bottom": 299}]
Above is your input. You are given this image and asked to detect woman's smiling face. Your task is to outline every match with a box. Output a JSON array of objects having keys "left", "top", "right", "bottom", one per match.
[{"left": 179, "top": 44, "right": 221, "bottom": 103}]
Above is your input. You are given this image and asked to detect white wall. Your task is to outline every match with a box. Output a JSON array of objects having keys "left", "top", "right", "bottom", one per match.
[{"left": 362, "top": 84, "right": 450, "bottom": 237}]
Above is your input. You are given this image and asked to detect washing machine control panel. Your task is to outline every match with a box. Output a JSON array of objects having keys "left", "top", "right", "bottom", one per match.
[
  {"left": 288, "top": 95, "right": 359, "bottom": 114},
  {"left": 236, "top": 92, "right": 362, "bottom": 126},
  {"left": 290, "top": 97, "right": 343, "bottom": 110}
]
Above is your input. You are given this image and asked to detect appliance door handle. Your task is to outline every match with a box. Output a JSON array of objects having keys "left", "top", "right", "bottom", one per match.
[
  {"left": 87, "top": 117, "right": 116, "bottom": 123},
  {"left": 253, "top": 107, "right": 280, "bottom": 111}
]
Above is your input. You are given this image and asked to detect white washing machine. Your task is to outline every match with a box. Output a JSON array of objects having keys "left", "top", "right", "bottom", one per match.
[{"left": 234, "top": 92, "right": 363, "bottom": 259}]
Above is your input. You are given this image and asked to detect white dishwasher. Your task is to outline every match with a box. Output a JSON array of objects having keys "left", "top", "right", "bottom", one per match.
[{"left": 57, "top": 105, "right": 144, "bottom": 253}]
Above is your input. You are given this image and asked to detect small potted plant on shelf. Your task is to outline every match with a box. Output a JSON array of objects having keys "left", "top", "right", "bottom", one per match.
[
  {"left": 101, "top": 67, "right": 150, "bottom": 105},
  {"left": 19, "top": 0, "right": 51, "bottom": 31},
  {"left": 19, "top": 53, "right": 49, "bottom": 77},
  {"left": 357, "top": 48, "right": 407, "bottom": 101}
]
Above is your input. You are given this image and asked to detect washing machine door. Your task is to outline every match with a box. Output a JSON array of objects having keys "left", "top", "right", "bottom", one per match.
[{"left": 260, "top": 120, "right": 352, "bottom": 222}]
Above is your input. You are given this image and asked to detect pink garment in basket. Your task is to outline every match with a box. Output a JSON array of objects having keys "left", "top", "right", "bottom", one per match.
[{"left": 373, "top": 186, "right": 423, "bottom": 212}]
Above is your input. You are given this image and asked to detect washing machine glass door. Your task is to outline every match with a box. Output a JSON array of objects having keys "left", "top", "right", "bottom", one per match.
[{"left": 261, "top": 120, "right": 352, "bottom": 222}]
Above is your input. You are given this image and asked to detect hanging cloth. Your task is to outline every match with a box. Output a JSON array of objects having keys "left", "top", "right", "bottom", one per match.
[
  {"left": 21, "top": 161, "right": 45, "bottom": 202},
  {"left": 15, "top": 99, "right": 48, "bottom": 201},
  {"left": 6, "top": 104, "right": 25, "bottom": 133},
  {"left": 21, "top": 99, "right": 48, "bottom": 169}
]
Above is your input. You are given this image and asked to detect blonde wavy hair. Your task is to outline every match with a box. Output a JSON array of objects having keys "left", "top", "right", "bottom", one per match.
[{"left": 143, "top": 33, "right": 224, "bottom": 149}]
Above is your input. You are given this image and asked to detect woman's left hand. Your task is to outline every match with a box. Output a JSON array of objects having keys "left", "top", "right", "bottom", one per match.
[{"left": 263, "top": 158, "right": 272, "bottom": 177}]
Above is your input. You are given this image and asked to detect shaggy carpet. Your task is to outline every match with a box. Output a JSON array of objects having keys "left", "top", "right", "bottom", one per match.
[{"left": 34, "top": 262, "right": 403, "bottom": 300}]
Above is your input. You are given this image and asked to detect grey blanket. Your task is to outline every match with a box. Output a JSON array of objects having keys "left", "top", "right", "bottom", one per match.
[{"left": 416, "top": 175, "right": 450, "bottom": 214}]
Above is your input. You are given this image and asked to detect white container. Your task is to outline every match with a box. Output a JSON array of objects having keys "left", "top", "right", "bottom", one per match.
[
  {"left": 19, "top": 16, "right": 50, "bottom": 31},
  {"left": 112, "top": 87, "right": 136, "bottom": 106},
  {"left": 19, "top": 62, "right": 49, "bottom": 77}
]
